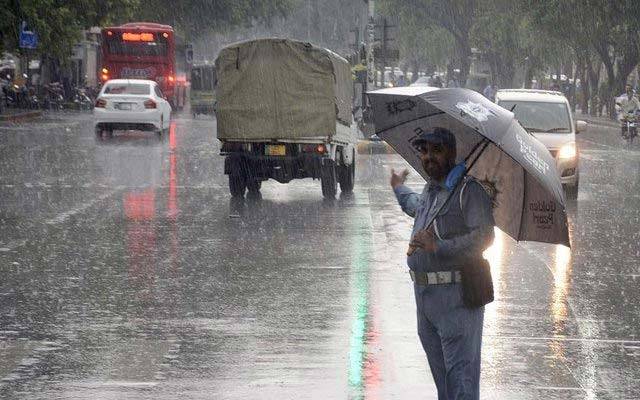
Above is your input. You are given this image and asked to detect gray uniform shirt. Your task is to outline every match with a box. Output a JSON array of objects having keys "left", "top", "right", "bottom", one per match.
[{"left": 394, "top": 178, "right": 495, "bottom": 272}]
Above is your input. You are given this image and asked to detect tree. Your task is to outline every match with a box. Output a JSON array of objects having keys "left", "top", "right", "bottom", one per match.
[
  {"left": 0, "top": 0, "right": 295, "bottom": 59},
  {"left": 1, "top": 0, "right": 137, "bottom": 61},
  {"left": 411, "top": 0, "right": 478, "bottom": 86},
  {"left": 526, "top": 0, "right": 640, "bottom": 117},
  {"left": 135, "top": 0, "right": 297, "bottom": 40}
]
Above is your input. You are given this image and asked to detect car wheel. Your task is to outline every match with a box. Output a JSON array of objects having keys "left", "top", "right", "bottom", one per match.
[
  {"left": 564, "top": 173, "right": 579, "bottom": 200},
  {"left": 157, "top": 116, "right": 164, "bottom": 136},
  {"left": 94, "top": 126, "right": 104, "bottom": 140},
  {"left": 565, "top": 184, "right": 578, "bottom": 200},
  {"left": 321, "top": 161, "right": 337, "bottom": 199}
]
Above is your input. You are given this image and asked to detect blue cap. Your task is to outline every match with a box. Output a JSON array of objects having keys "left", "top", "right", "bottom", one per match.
[{"left": 412, "top": 127, "right": 456, "bottom": 149}]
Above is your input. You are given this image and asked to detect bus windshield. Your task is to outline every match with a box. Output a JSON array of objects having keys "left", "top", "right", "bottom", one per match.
[{"left": 106, "top": 34, "right": 168, "bottom": 57}]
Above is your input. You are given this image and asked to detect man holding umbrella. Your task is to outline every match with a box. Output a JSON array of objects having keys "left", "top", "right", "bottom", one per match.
[
  {"left": 390, "top": 127, "right": 495, "bottom": 400},
  {"left": 369, "top": 85, "right": 570, "bottom": 398}
]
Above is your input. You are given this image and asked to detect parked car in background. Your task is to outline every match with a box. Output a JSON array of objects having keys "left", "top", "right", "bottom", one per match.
[
  {"left": 410, "top": 76, "right": 432, "bottom": 87},
  {"left": 93, "top": 79, "right": 171, "bottom": 137},
  {"left": 495, "top": 89, "right": 586, "bottom": 199}
]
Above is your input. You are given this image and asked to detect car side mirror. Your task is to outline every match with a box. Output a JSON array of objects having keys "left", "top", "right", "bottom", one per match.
[{"left": 575, "top": 120, "right": 587, "bottom": 133}]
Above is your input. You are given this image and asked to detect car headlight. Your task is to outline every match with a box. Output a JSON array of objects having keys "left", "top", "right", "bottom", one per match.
[{"left": 558, "top": 143, "right": 576, "bottom": 159}]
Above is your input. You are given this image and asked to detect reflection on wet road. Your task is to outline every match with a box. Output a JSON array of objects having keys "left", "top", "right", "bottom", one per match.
[{"left": 1, "top": 113, "right": 640, "bottom": 399}]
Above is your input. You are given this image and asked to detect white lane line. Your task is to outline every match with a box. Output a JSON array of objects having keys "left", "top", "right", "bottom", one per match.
[
  {"left": 0, "top": 239, "right": 27, "bottom": 252},
  {"left": 484, "top": 334, "right": 640, "bottom": 345},
  {"left": 0, "top": 121, "right": 81, "bottom": 132},
  {"left": 579, "top": 137, "right": 618, "bottom": 150},
  {"left": 44, "top": 189, "right": 121, "bottom": 225},
  {"left": 531, "top": 386, "right": 586, "bottom": 391}
]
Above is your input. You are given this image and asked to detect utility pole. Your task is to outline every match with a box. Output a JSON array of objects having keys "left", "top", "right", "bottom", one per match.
[{"left": 374, "top": 17, "right": 396, "bottom": 88}]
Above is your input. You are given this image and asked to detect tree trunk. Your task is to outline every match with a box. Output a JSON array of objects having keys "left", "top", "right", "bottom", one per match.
[
  {"left": 459, "top": 46, "right": 471, "bottom": 88},
  {"left": 411, "top": 60, "right": 420, "bottom": 84},
  {"left": 587, "top": 60, "right": 600, "bottom": 116},
  {"left": 578, "top": 59, "right": 589, "bottom": 115}
]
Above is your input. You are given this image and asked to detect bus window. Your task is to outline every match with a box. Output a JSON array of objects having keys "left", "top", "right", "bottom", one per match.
[{"left": 106, "top": 34, "right": 168, "bottom": 57}]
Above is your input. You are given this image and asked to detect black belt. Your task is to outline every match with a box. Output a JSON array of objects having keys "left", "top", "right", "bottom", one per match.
[{"left": 410, "top": 270, "right": 462, "bottom": 285}]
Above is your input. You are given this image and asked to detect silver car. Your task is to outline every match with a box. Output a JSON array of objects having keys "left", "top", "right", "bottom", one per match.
[{"left": 495, "top": 89, "right": 587, "bottom": 199}]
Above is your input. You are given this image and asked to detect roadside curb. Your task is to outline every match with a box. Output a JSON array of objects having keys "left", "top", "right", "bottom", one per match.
[{"left": 0, "top": 110, "right": 43, "bottom": 123}]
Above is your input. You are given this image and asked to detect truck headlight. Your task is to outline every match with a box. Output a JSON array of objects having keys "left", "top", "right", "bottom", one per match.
[{"left": 558, "top": 143, "right": 576, "bottom": 159}]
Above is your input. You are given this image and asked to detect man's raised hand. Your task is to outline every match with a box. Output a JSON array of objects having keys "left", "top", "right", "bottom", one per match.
[{"left": 390, "top": 168, "right": 410, "bottom": 189}]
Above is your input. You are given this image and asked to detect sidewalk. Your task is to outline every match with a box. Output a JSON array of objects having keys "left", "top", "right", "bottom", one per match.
[
  {"left": 574, "top": 110, "right": 618, "bottom": 129},
  {"left": 0, "top": 108, "right": 43, "bottom": 122}
]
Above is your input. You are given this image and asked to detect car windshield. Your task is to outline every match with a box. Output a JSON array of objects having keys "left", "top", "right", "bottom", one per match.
[
  {"left": 103, "top": 83, "right": 150, "bottom": 95},
  {"left": 498, "top": 100, "right": 572, "bottom": 133}
]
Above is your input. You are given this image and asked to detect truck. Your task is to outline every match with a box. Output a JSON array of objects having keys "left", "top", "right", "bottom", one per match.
[{"left": 215, "top": 38, "right": 357, "bottom": 198}]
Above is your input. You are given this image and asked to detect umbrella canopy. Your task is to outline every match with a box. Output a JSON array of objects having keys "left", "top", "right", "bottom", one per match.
[{"left": 367, "top": 86, "right": 570, "bottom": 247}]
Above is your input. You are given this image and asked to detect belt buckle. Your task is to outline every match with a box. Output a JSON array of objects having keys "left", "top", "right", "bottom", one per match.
[{"left": 436, "top": 271, "right": 451, "bottom": 284}]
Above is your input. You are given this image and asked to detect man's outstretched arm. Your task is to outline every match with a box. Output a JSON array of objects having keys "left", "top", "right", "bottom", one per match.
[{"left": 391, "top": 169, "right": 419, "bottom": 218}]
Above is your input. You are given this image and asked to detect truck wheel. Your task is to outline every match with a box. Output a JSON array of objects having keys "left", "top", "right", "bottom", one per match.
[
  {"left": 229, "top": 174, "right": 247, "bottom": 197},
  {"left": 321, "top": 162, "right": 337, "bottom": 198},
  {"left": 247, "top": 179, "right": 262, "bottom": 194},
  {"left": 339, "top": 152, "right": 355, "bottom": 193}
]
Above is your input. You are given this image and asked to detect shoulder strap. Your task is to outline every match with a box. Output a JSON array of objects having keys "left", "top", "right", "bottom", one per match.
[{"left": 459, "top": 176, "right": 472, "bottom": 214}]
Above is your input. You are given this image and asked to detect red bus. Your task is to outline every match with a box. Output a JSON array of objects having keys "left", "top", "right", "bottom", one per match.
[{"left": 100, "top": 22, "right": 184, "bottom": 108}]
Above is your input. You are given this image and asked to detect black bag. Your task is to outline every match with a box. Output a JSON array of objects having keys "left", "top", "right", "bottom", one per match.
[{"left": 460, "top": 258, "right": 494, "bottom": 308}]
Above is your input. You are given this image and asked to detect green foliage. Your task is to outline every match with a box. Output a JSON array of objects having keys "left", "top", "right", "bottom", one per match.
[
  {"left": 135, "top": 0, "right": 297, "bottom": 38},
  {"left": 526, "top": 0, "right": 640, "bottom": 94},
  {"left": 0, "top": 0, "right": 136, "bottom": 58},
  {"left": 380, "top": 0, "right": 478, "bottom": 85},
  {"left": 378, "top": 0, "right": 453, "bottom": 73},
  {"left": 0, "top": 0, "right": 295, "bottom": 57}
]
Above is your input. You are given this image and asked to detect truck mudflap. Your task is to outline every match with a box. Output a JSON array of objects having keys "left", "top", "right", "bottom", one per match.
[{"left": 224, "top": 152, "right": 325, "bottom": 184}]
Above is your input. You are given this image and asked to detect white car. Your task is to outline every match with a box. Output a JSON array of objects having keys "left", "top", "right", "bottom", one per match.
[
  {"left": 93, "top": 79, "right": 171, "bottom": 136},
  {"left": 495, "top": 89, "right": 587, "bottom": 199},
  {"left": 410, "top": 76, "right": 433, "bottom": 87}
]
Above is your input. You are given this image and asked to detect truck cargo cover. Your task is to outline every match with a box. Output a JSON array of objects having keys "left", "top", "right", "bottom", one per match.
[{"left": 215, "top": 38, "right": 353, "bottom": 141}]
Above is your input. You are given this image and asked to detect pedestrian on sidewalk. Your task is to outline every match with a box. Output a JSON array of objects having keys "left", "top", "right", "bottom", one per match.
[
  {"left": 482, "top": 83, "right": 497, "bottom": 102},
  {"left": 390, "top": 127, "right": 495, "bottom": 400}
]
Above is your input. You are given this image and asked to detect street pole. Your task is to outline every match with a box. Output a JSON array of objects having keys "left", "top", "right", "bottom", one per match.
[{"left": 381, "top": 18, "right": 387, "bottom": 87}]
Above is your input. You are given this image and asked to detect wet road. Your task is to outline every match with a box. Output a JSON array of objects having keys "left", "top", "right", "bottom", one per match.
[{"left": 1, "top": 112, "right": 639, "bottom": 399}]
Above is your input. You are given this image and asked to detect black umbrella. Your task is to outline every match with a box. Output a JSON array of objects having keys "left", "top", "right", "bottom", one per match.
[{"left": 367, "top": 86, "right": 570, "bottom": 247}]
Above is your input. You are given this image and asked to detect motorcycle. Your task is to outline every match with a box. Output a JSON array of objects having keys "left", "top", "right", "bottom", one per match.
[
  {"left": 72, "top": 87, "right": 93, "bottom": 110},
  {"left": 43, "top": 82, "right": 64, "bottom": 110},
  {"left": 621, "top": 113, "right": 638, "bottom": 147}
]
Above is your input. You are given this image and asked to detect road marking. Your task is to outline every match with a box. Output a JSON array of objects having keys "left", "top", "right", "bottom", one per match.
[
  {"left": 44, "top": 188, "right": 121, "bottom": 225},
  {"left": 484, "top": 334, "right": 640, "bottom": 345},
  {"left": 0, "top": 121, "right": 80, "bottom": 132},
  {"left": 0, "top": 240, "right": 27, "bottom": 252}
]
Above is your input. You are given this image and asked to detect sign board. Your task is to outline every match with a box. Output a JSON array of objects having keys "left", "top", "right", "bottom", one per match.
[{"left": 19, "top": 21, "right": 38, "bottom": 49}]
